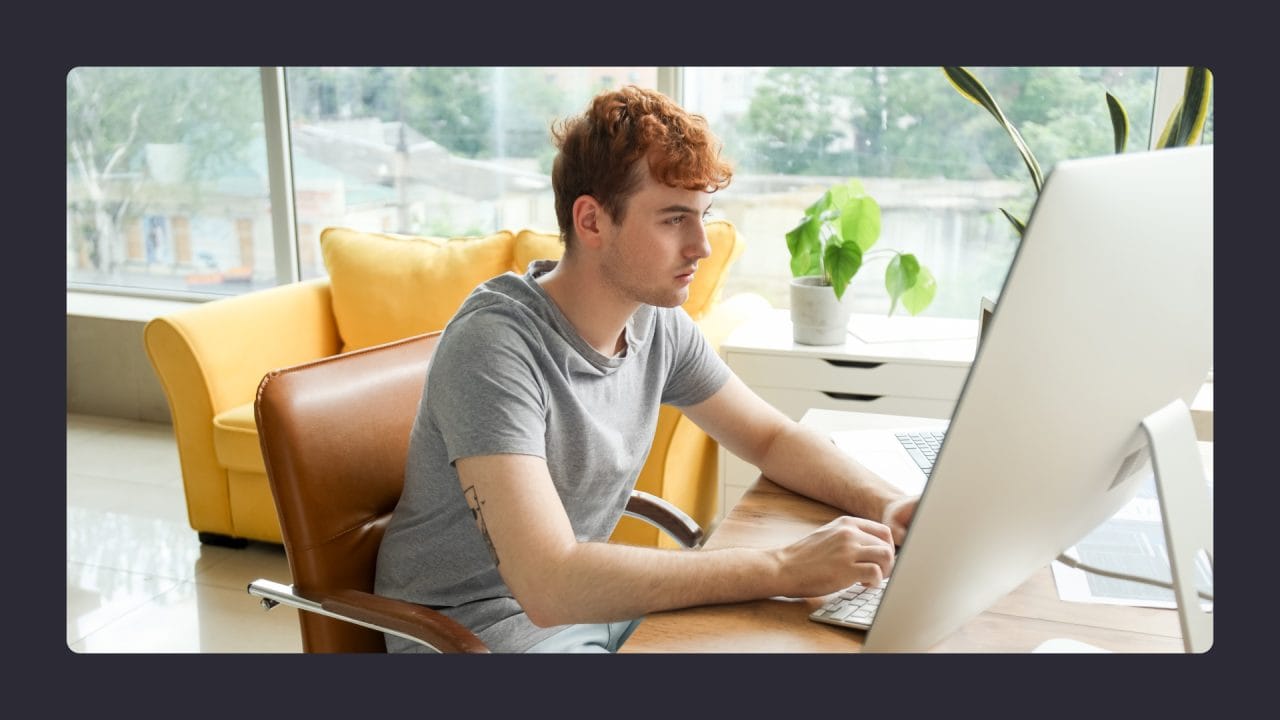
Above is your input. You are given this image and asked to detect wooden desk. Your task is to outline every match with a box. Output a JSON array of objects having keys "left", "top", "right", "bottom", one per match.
[{"left": 622, "top": 409, "right": 1208, "bottom": 653}]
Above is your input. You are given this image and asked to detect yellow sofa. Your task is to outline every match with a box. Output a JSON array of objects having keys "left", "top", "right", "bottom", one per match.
[{"left": 144, "top": 221, "right": 769, "bottom": 549}]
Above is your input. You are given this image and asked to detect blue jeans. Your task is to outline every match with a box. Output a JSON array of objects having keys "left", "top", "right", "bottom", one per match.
[{"left": 524, "top": 618, "right": 642, "bottom": 653}]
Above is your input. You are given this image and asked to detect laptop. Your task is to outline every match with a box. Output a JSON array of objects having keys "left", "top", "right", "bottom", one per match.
[
  {"left": 829, "top": 424, "right": 946, "bottom": 496},
  {"left": 807, "top": 145, "right": 1214, "bottom": 651},
  {"left": 826, "top": 293, "right": 990, "bottom": 495}
]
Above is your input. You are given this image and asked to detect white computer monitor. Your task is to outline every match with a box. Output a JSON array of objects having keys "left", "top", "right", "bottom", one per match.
[{"left": 863, "top": 145, "right": 1214, "bottom": 652}]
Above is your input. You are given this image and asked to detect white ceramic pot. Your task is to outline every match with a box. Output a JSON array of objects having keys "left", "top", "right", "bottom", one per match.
[{"left": 790, "top": 276, "right": 853, "bottom": 345}]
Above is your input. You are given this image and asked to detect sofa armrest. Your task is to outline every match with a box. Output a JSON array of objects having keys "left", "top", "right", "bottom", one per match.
[
  {"left": 144, "top": 278, "right": 341, "bottom": 414},
  {"left": 143, "top": 278, "right": 341, "bottom": 535}
]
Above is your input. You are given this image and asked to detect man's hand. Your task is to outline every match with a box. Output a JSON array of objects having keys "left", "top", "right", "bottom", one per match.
[
  {"left": 882, "top": 494, "right": 919, "bottom": 546},
  {"left": 772, "top": 516, "right": 896, "bottom": 598}
]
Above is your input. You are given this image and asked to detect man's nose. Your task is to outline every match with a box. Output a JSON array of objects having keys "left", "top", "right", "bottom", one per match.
[{"left": 687, "top": 223, "right": 712, "bottom": 260}]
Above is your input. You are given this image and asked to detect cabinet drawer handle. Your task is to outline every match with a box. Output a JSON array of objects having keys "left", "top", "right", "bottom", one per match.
[
  {"left": 821, "top": 391, "right": 883, "bottom": 402},
  {"left": 823, "top": 360, "right": 884, "bottom": 369}
]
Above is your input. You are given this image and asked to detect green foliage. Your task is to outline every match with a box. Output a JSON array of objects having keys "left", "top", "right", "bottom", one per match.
[
  {"left": 287, "top": 67, "right": 567, "bottom": 161},
  {"left": 942, "top": 66, "right": 1213, "bottom": 235},
  {"left": 785, "top": 179, "right": 936, "bottom": 316},
  {"left": 735, "top": 67, "right": 1157, "bottom": 183},
  {"left": 742, "top": 68, "right": 853, "bottom": 175},
  {"left": 67, "top": 67, "right": 261, "bottom": 180}
]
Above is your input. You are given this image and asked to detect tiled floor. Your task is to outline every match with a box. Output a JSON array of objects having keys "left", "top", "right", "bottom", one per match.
[{"left": 66, "top": 413, "right": 303, "bottom": 653}]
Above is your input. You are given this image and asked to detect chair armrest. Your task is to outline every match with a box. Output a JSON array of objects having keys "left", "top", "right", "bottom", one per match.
[
  {"left": 248, "top": 579, "right": 489, "bottom": 654},
  {"left": 625, "top": 489, "right": 704, "bottom": 549}
]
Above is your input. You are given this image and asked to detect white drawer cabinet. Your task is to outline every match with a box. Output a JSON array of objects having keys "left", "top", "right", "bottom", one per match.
[{"left": 716, "top": 309, "right": 978, "bottom": 522}]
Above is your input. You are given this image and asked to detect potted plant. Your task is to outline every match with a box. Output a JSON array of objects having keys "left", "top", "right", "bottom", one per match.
[
  {"left": 785, "top": 178, "right": 937, "bottom": 345},
  {"left": 942, "top": 66, "right": 1213, "bottom": 236}
]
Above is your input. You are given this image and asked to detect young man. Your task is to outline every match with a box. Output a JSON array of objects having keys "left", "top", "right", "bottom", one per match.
[{"left": 374, "top": 86, "right": 919, "bottom": 653}]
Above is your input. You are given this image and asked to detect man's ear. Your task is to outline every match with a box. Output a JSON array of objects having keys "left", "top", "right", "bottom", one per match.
[{"left": 572, "top": 195, "right": 607, "bottom": 251}]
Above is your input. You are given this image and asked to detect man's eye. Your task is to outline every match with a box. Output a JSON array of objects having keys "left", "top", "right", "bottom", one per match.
[{"left": 667, "top": 216, "right": 685, "bottom": 225}]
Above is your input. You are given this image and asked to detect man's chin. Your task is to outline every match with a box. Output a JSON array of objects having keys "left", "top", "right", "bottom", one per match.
[{"left": 649, "top": 289, "right": 688, "bottom": 308}]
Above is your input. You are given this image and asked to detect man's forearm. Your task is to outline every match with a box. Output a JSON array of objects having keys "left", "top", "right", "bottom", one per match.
[
  {"left": 525, "top": 542, "right": 781, "bottom": 627},
  {"left": 754, "top": 421, "right": 903, "bottom": 522}
]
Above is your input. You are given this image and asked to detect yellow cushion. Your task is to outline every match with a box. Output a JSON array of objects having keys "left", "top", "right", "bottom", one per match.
[
  {"left": 512, "top": 229, "right": 565, "bottom": 273},
  {"left": 685, "top": 219, "right": 744, "bottom": 320},
  {"left": 512, "top": 221, "right": 743, "bottom": 319},
  {"left": 321, "top": 227, "right": 516, "bottom": 352}
]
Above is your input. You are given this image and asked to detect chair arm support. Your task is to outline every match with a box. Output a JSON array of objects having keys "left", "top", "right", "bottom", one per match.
[
  {"left": 324, "top": 589, "right": 489, "bottom": 654},
  {"left": 625, "top": 489, "right": 704, "bottom": 549},
  {"left": 248, "top": 579, "right": 489, "bottom": 653}
]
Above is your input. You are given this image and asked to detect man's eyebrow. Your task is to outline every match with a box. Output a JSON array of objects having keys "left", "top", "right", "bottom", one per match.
[{"left": 657, "top": 203, "right": 714, "bottom": 215}]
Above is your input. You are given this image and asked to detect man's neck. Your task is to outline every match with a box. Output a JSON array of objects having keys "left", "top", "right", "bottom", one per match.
[{"left": 536, "top": 256, "right": 638, "bottom": 357}]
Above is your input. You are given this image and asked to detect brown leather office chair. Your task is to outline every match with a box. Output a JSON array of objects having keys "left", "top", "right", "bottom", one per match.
[{"left": 247, "top": 330, "right": 704, "bottom": 653}]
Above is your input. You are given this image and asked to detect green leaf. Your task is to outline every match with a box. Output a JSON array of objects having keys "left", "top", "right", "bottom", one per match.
[
  {"left": 884, "top": 252, "right": 919, "bottom": 316},
  {"left": 900, "top": 264, "right": 937, "bottom": 316},
  {"left": 1106, "top": 92, "right": 1129, "bottom": 154},
  {"left": 786, "top": 216, "right": 823, "bottom": 277},
  {"left": 804, "top": 188, "right": 836, "bottom": 219},
  {"left": 837, "top": 194, "right": 881, "bottom": 253},
  {"left": 942, "top": 66, "right": 1044, "bottom": 193},
  {"left": 827, "top": 178, "right": 866, "bottom": 208},
  {"left": 823, "top": 239, "right": 862, "bottom": 300},
  {"left": 1156, "top": 67, "right": 1213, "bottom": 148},
  {"left": 1000, "top": 208, "right": 1026, "bottom": 237}
]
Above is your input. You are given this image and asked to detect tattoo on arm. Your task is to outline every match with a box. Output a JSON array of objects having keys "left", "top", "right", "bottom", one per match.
[{"left": 463, "top": 485, "right": 499, "bottom": 567}]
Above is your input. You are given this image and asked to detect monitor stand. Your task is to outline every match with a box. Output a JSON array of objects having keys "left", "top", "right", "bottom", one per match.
[
  {"left": 1142, "top": 397, "right": 1214, "bottom": 653},
  {"left": 1037, "top": 398, "right": 1213, "bottom": 654}
]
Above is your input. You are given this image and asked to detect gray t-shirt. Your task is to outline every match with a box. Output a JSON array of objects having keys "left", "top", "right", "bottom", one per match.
[{"left": 374, "top": 261, "right": 731, "bottom": 653}]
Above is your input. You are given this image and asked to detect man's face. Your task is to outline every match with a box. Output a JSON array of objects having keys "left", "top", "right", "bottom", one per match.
[{"left": 597, "top": 164, "right": 713, "bottom": 309}]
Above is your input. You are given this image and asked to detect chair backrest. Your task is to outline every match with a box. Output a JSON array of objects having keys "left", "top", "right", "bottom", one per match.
[{"left": 254, "top": 331, "right": 442, "bottom": 652}]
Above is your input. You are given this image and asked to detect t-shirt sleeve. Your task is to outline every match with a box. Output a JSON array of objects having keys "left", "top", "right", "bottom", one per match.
[
  {"left": 426, "top": 310, "right": 548, "bottom": 463},
  {"left": 660, "top": 307, "right": 731, "bottom": 408}
]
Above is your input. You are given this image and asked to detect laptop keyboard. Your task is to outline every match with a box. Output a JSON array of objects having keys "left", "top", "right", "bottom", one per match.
[
  {"left": 810, "top": 430, "right": 941, "bottom": 631},
  {"left": 895, "top": 430, "right": 945, "bottom": 476},
  {"left": 809, "top": 579, "right": 888, "bottom": 630}
]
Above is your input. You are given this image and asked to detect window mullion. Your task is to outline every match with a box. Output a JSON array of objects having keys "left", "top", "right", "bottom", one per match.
[
  {"left": 658, "top": 67, "right": 685, "bottom": 105},
  {"left": 260, "top": 67, "right": 300, "bottom": 284},
  {"left": 1149, "top": 67, "right": 1189, "bottom": 150}
]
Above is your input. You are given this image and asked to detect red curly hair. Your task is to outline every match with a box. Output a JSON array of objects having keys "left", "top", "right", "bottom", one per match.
[{"left": 551, "top": 85, "right": 733, "bottom": 246}]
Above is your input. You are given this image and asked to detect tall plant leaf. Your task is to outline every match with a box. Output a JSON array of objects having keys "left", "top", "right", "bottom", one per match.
[
  {"left": 1156, "top": 67, "right": 1213, "bottom": 148},
  {"left": 1106, "top": 92, "right": 1129, "bottom": 154},
  {"left": 943, "top": 66, "right": 1044, "bottom": 193},
  {"left": 1000, "top": 208, "right": 1026, "bottom": 237}
]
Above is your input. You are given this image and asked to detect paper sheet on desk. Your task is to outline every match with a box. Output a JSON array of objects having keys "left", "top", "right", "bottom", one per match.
[
  {"left": 848, "top": 314, "right": 978, "bottom": 344},
  {"left": 1050, "top": 470, "right": 1213, "bottom": 611}
]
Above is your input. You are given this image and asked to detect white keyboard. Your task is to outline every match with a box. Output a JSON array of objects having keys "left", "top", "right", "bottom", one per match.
[{"left": 809, "top": 580, "right": 888, "bottom": 630}]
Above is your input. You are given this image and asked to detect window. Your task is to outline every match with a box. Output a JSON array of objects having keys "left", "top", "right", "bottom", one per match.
[
  {"left": 682, "top": 66, "right": 1163, "bottom": 318},
  {"left": 66, "top": 67, "right": 274, "bottom": 297},
  {"left": 284, "top": 67, "right": 658, "bottom": 280},
  {"left": 67, "top": 66, "right": 1207, "bottom": 311}
]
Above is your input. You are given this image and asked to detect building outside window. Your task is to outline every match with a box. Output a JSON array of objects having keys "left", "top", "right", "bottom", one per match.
[{"left": 66, "top": 67, "right": 275, "bottom": 296}]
